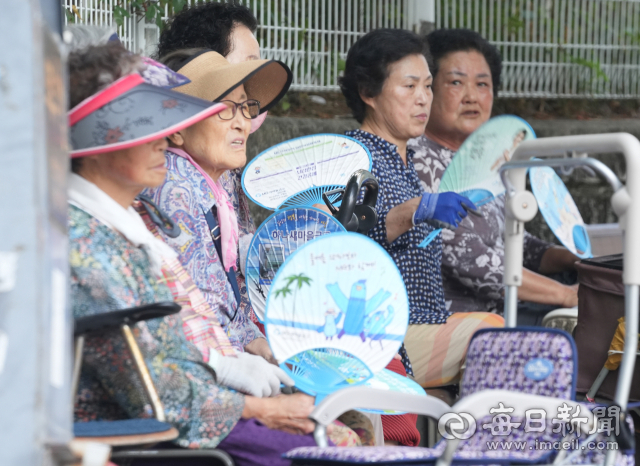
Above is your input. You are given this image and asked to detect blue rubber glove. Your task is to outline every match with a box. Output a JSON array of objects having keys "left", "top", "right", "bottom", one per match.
[{"left": 412, "top": 192, "right": 479, "bottom": 229}]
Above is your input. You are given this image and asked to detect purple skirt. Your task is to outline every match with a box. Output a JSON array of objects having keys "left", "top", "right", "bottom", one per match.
[{"left": 218, "top": 418, "right": 328, "bottom": 466}]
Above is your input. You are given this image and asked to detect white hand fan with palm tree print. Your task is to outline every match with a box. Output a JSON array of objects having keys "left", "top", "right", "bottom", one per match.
[{"left": 264, "top": 232, "right": 409, "bottom": 396}]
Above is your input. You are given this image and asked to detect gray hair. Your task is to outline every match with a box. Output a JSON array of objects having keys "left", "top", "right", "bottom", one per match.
[{"left": 64, "top": 24, "right": 117, "bottom": 52}]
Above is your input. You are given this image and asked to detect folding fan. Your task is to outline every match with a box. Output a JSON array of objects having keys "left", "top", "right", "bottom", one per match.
[
  {"left": 439, "top": 115, "right": 536, "bottom": 206},
  {"left": 265, "top": 232, "right": 409, "bottom": 377},
  {"left": 246, "top": 207, "right": 346, "bottom": 322},
  {"left": 242, "top": 134, "right": 372, "bottom": 210},
  {"left": 529, "top": 166, "right": 593, "bottom": 259}
]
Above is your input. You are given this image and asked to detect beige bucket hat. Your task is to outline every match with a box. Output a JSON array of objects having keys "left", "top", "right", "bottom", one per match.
[{"left": 174, "top": 50, "right": 292, "bottom": 113}]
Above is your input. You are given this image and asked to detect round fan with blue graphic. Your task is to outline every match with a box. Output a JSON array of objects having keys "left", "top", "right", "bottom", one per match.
[
  {"left": 439, "top": 115, "right": 536, "bottom": 206},
  {"left": 529, "top": 166, "right": 592, "bottom": 259},
  {"left": 246, "top": 207, "right": 345, "bottom": 322},
  {"left": 242, "top": 134, "right": 372, "bottom": 210},
  {"left": 265, "top": 232, "right": 409, "bottom": 383}
]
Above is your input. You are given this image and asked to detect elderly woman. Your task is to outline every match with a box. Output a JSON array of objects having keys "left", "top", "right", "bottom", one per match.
[
  {"left": 68, "top": 43, "right": 359, "bottom": 466},
  {"left": 156, "top": 2, "right": 266, "bottom": 281},
  {"left": 408, "top": 29, "right": 579, "bottom": 324},
  {"left": 339, "top": 29, "right": 504, "bottom": 441},
  {"left": 141, "top": 50, "right": 290, "bottom": 371}
]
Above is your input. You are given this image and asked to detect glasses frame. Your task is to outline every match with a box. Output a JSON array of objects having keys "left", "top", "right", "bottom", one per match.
[{"left": 217, "top": 99, "right": 261, "bottom": 120}]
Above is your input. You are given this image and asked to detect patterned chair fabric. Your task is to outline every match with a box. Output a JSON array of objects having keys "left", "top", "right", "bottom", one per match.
[
  {"left": 285, "top": 329, "right": 634, "bottom": 466},
  {"left": 460, "top": 328, "right": 577, "bottom": 400}
]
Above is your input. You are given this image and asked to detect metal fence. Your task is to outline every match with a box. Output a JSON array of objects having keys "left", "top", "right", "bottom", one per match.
[
  {"left": 437, "top": 0, "right": 640, "bottom": 98},
  {"left": 64, "top": 0, "right": 640, "bottom": 98},
  {"left": 64, "top": 0, "right": 418, "bottom": 91}
]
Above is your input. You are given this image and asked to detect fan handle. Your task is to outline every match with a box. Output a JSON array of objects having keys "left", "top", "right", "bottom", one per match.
[{"left": 322, "top": 169, "right": 379, "bottom": 234}]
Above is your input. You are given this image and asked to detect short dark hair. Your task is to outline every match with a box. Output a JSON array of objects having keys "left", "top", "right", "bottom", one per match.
[
  {"left": 158, "top": 48, "right": 208, "bottom": 72},
  {"left": 339, "top": 28, "right": 431, "bottom": 123},
  {"left": 426, "top": 28, "right": 502, "bottom": 97},
  {"left": 156, "top": 2, "right": 258, "bottom": 59},
  {"left": 68, "top": 43, "right": 143, "bottom": 173}
]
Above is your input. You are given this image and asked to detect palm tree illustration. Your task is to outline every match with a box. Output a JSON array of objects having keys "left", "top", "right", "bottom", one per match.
[{"left": 275, "top": 273, "right": 312, "bottom": 323}]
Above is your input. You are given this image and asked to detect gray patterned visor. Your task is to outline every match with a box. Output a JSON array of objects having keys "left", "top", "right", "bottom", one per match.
[{"left": 69, "top": 73, "right": 227, "bottom": 158}]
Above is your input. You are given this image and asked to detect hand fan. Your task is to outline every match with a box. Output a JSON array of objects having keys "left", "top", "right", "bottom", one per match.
[
  {"left": 418, "top": 229, "right": 441, "bottom": 248},
  {"left": 439, "top": 115, "right": 536, "bottom": 206},
  {"left": 284, "top": 348, "right": 373, "bottom": 397},
  {"left": 529, "top": 166, "right": 593, "bottom": 259},
  {"left": 242, "top": 134, "right": 372, "bottom": 210},
  {"left": 245, "top": 207, "right": 346, "bottom": 322},
  {"left": 359, "top": 368, "right": 427, "bottom": 415},
  {"left": 265, "top": 232, "right": 409, "bottom": 381}
]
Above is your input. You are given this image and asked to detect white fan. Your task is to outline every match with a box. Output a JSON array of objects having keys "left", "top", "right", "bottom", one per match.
[
  {"left": 245, "top": 207, "right": 346, "bottom": 322},
  {"left": 265, "top": 232, "right": 409, "bottom": 375},
  {"left": 530, "top": 166, "right": 593, "bottom": 259},
  {"left": 241, "top": 134, "right": 372, "bottom": 210},
  {"left": 439, "top": 115, "right": 536, "bottom": 206}
]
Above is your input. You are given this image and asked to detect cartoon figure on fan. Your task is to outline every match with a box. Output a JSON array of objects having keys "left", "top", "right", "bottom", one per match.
[
  {"left": 326, "top": 280, "right": 392, "bottom": 342},
  {"left": 364, "top": 305, "right": 395, "bottom": 349},
  {"left": 490, "top": 129, "right": 527, "bottom": 172},
  {"left": 318, "top": 308, "right": 344, "bottom": 340}
]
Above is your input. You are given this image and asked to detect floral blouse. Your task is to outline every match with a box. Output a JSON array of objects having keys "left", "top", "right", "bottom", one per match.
[
  {"left": 408, "top": 135, "right": 553, "bottom": 313},
  {"left": 69, "top": 204, "right": 244, "bottom": 448},
  {"left": 143, "top": 151, "right": 263, "bottom": 351}
]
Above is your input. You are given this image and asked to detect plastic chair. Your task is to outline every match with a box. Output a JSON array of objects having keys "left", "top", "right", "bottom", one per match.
[
  {"left": 541, "top": 307, "right": 578, "bottom": 335},
  {"left": 73, "top": 302, "right": 234, "bottom": 466}
]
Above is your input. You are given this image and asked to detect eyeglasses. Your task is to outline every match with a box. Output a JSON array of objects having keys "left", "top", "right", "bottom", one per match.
[{"left": 217, "top": 99, "right": 261, "bottom": 120}]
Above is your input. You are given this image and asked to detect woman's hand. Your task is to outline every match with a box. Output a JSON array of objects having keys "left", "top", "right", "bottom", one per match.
[
  {"left": 560, "top": 284, "right": 579, "bottom": 308},
  {"left": 244, "top": 337, "right": 278, "bottom": 365},
  {"left": 519, "top": 268, "right": 579, "bottom": 308},
  {"left": 242, "top": 393, "right": 316, "bottom": 435},
  {"left": 413, "top": 192, "right": 478, "bottom": 230}
]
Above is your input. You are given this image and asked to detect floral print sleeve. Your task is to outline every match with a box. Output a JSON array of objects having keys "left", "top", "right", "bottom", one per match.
[
  {"left": 143, "top": 152, "right": 264, "bottom": 351},
  {"left": 439, "top": 197, "right": 508, "bottom": 313},
  {"left": 69, "top": 205, "right": 244, "bottom": 448}
]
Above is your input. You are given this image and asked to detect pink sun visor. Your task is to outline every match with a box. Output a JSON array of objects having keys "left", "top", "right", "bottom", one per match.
[{"left": 69, "top": 74, "right": 227, "bottom": 158}]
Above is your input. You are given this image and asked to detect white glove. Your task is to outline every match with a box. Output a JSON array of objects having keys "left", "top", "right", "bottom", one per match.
[{"left": 208, "top": 349, "right": 294, "bottom": 397}]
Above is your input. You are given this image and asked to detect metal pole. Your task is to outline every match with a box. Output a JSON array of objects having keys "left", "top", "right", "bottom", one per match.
[
  {"left": 614, "top": 284, "right": 639, "bottom": 409},
  {"left": 0, "top": 0, "right": 71, "bottom": 464}
]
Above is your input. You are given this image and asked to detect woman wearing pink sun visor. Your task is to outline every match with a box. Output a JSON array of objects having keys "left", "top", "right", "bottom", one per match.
[{"left": 68, "top": 43, "right": 358, "bottom": 466}]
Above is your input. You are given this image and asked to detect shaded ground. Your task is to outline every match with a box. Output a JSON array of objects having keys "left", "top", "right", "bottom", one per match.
[{"left": 268, "top": 91, "right": 640, "bottom": 120}]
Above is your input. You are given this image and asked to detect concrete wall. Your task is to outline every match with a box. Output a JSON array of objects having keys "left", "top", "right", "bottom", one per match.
[{"left": 246, "top": 117, "right": 639, "bottom": 242}]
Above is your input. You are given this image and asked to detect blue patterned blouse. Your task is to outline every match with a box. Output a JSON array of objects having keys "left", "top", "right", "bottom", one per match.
[
  {"left": 143, "top": 151, "right": 263, "bottom": 351},
  {"left": 345, "top": 130, "right": 450, "bottom": 326},
  {"left": 69, "top": 204, "right": 244, "bottom": 448}
]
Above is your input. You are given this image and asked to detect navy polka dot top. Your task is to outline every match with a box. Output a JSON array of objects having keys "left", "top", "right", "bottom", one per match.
[{"left": 347, "top": 129, "right": 450, "bottom": 327}]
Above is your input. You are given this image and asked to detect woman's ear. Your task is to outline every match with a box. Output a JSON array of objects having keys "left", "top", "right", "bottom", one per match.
[
  {"left": 167, "top": 131, "right": 185, "bottom": 147},
  {"left": 359, "top": 91, "right": 376, "bottom": 111}
]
